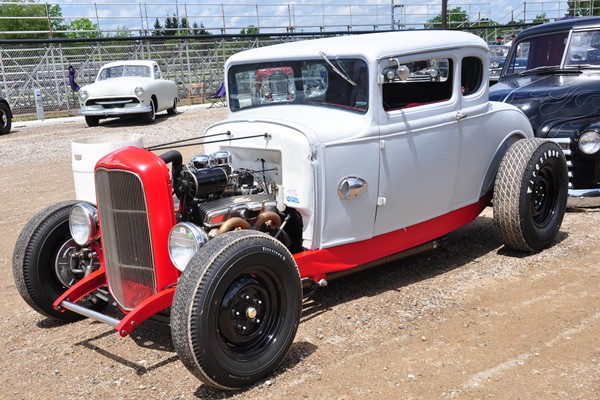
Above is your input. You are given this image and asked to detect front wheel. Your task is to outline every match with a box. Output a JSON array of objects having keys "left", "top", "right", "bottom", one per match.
[
  {"left": 142, "top": 98, "right": 156, "bottom": 123},
  {"left": 493, "top": 138, "right": 568, "bottom": 252},
  {"left": 171, "top": 230, "right": 302, "bottom": 390},
  {"left": 0, "top": 102, "right": 11, "bottom": 134},
  {"left": 12, "top": 201, "right": 106, "bottom": 320},
  {"left": 85, "top": 116, "right": 99, "bottom": 127}
]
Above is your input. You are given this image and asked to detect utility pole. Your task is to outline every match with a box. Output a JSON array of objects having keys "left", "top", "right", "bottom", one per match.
[
  {"left": 442, "top": 0, "right": 448, "bottom": 29},
  {"left": 391, "top": 0, "right": 405, "bottom": 30}
]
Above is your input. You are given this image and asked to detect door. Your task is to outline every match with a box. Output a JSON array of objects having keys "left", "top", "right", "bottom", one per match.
[{"left": 374, "top": 55, "right": 461, "bottom": 235}]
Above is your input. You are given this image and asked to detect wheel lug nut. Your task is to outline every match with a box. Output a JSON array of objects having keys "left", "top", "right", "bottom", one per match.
[{"left": 246, "top": 307, "right": 257, "bottom": 319}]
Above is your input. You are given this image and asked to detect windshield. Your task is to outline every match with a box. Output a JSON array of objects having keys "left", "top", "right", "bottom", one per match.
[
  {"left": 489, "top": 45, "right": 510, "bottom": 60},
  {"left": 98, "top": 65, "right": 151, "bottom": 80},
  {"left": 227, "top": 58, "right": 368, "bottom": 113},
  {"left": 505, "top": 28, "right": 600, "bottom": 76}
]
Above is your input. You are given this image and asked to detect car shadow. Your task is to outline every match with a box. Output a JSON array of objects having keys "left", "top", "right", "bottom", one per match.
[
  {"left": 299, "top": 213, "right": 568, "bottom": 323},
  {"left": 94, "top": 112, "right": 177, "bottom": 128},
  {"left": 191, "top": 341, "right": 318, "bottom": 399},
  {"left": 73, "top": 323, "right": 181, "bottom": 376}
]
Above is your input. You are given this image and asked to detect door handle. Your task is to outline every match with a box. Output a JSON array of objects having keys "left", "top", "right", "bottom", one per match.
[
  {"left": 337, "top": 176, "right": 368, "bottom": 199},
  {"left": 456, "top": 111, "right": 468, "bottom": 120}
]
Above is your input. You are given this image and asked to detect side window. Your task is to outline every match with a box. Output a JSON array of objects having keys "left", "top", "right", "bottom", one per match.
[
  {"left": 154, "top": 65, "right": 161, "bottom": 79},
  {"left": 382, "top": 58, "right": 453, "bottom": 111},
  {"left": 461, "top": 57, "right": 483, "bottom": 96}
]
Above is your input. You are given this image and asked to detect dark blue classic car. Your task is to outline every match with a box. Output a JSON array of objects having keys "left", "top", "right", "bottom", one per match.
[
  {"left": 0, "top": 96, "right": 12, "bottom": 135},
  {"left": 490, "top": 17, "right": 600, "bottom": 205}
]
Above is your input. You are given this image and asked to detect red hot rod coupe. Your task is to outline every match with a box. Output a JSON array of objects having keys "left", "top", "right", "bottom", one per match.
[{"left": 13, "top": 30, "right": 568, "bottom": 390}]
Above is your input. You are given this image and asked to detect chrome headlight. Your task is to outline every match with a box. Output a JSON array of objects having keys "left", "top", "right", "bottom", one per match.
[
  {"left": 168, "top": 222, "right": 209, "bottom": 272},
  {"left": 69, "top": 203, "right": 98, "bottom": 246},
  {"left": 78, "top": 89, "right": 89, "bottom": 101},
  {"left": 134, "top": 86, "right": 145, "bottom": 97},
  {"left": 490, "top": 61, "right": 500, "bottom": 69},
  {"left": 579, "top": 130, "right": 600, "bottom": 155}
]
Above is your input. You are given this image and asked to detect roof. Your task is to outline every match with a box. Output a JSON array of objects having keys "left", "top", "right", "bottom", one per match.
[
  {"left": 518, "top": 16, "right": 600, "bottom": 38},
  {"left": 226, "top": 30, "right": 487, "bottom": 66}
]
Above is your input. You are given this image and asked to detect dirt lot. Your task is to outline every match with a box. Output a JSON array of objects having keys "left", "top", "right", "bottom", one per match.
[{"left": 0, "top": 107, "right": 599, "bottom": 399}]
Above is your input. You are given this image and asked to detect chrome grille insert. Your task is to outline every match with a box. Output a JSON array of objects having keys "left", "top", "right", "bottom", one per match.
[
  {"left": 95, "top": 168, "right": 156, "bottom": 310},
  {"left": 549, "top": 137, "right": 574, "bottom": 190}
]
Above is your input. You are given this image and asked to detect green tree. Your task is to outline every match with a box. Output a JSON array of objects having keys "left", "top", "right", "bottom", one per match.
[
  {"left": 180, "top": 16, "right": 188, "bottom": 34},
  {"left": 567, "top": 1, "right": 600, "bottom": 16},
  {"left": 152, "top": 18, "right": 163, "bottom": 36},
  {"left": 113, "top": 25, "right": 130, "bottom": 38},
  {"left": 0, "top": 0, "right": 65, "bottom": 39},
  {"left": 66, "top": 17, "right": 98, "bottom": 39},
  {"left": 164, "top": 14, "right": 178, "bottom": 35},
  {"left": 533, "top": 13, "right": 550, "bottom": 24},
  {"left": 240, "top": 25, "right": 259, "bottom": 35},
  {"left": 471, "top": 17, "right": 502, "bottom": 41},
  {"left": 191, "top": 21, "right": 209, "bottom": 35},
  {"left": 426, "top": 6, "right": 469, "bottom": 29}
]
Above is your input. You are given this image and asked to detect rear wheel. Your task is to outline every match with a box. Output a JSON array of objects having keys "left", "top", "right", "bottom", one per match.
[
  {"left": 171, "top": 230, "right": 302, "bottom": 390},
  {"left": 85, "top": 116, "right": 99, "bottom": 127},
  {"left": 12, "top": 201, "right": 107, "bottom": 321},
  {"left": 494, "top": 139, "right": 568, "bottom": 252},
  {"left": 167, "top": 98, "right": 178, "bottom": 115}
]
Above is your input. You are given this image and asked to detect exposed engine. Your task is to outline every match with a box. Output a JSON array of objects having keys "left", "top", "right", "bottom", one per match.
[{"left": 171, "top": 150, "right": 301, "bottom": 250}]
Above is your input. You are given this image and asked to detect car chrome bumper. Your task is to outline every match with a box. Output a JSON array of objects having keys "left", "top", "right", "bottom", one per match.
[
  {"left": 78, "top": 105, "right": 151, "bottom": 117},
  {"left": 568, "top": 188, "right": 600, "bottom": 207}
]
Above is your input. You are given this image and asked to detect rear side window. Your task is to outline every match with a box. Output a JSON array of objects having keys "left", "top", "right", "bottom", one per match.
[
  {"left": 461, "top": 57, "right": 483, "bottom": 96},
  {"left": 382, "top": 58, "right": 453, "bottom": 111}
]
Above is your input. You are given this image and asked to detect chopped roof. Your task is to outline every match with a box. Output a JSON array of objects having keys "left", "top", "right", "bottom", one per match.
[{"left": 226, "top": 30, "right": 487, "bottom": 66}]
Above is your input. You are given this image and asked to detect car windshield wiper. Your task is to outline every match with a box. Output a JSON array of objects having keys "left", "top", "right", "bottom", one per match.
[
  {"left": 319, "top": 51, "right": 357, "bottom": 86},
  {"left": 519, "top": 65, "right": 583, "bottom": 76}
]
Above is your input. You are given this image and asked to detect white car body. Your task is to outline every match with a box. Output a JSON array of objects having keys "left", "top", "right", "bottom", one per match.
[
  {"left": 78, "top": 60, "right": 178, "bottom": 125},
  {"left": 205, "top": 30, "right": 534, "bottom": 251}
]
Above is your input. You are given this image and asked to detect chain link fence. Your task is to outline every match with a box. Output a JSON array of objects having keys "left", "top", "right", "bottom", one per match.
[{"left": 0, "top": 34, "right": 330, "bottom": 118}]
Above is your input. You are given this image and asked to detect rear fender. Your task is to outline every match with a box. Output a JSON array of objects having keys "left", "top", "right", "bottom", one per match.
[{"left": 480, "top": 132, "right": 527, "bottom": 196}]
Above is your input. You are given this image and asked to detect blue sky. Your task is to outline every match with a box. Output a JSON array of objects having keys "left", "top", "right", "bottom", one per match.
[{"left": 49, "top": 1, "right": 570, "bottom": 33}]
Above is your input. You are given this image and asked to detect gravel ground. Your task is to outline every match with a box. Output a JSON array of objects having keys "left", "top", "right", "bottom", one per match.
[{"left": 0, "top": 106, "right": 599, "bottom": 399}]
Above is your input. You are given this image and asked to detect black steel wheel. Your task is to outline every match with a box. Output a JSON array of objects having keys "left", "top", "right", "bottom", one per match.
[
  {"left": 85, "top": 116, "right": 99, "bottom": 127},
  {"left": 12, "top": 201, "right": 106, "bottom": 321},
  {"left": 0, "top": 102, "right": 11, "bottom": 134},
  {"left": 494, "top": 138, "right": 568, "bottom": 252},
  {"left": 167, "top": 98, "right": 178, "bottom": 115},
  {"left": 171, "top": 230, "right": 302, "bottom": 390}
]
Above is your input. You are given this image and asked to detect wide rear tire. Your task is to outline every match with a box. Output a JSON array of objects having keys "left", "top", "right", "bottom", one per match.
[
  {"left": 493, "top": 139, "right": 568, "bottom": 252},
  {"left": 12, "top": 201, "right": 106, "bottom": 321},
  {"left": 171, "top": 230, "right": 302, "bottom": 390}
]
